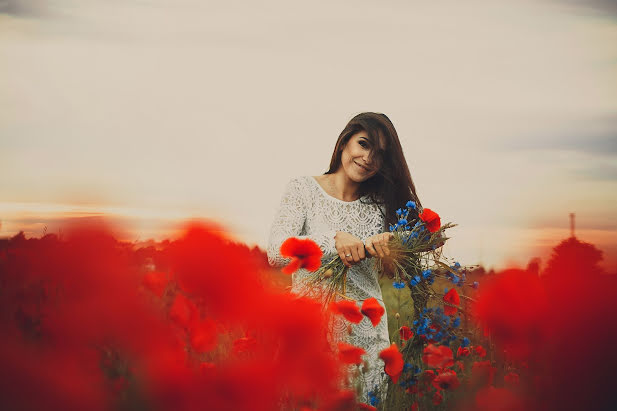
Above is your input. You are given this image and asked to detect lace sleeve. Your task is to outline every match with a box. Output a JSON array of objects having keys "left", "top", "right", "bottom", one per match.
[{"left": 267, "top": 178, "right": 337, "bottom": 268}]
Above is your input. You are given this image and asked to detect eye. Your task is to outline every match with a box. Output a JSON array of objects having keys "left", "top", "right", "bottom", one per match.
[{"left": 359, "top": 140, "right": 370, "bottom": 149}]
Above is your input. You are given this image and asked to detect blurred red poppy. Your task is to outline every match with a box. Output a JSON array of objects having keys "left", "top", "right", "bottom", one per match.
[
  {"left": 433, "top": 390, "right": 443, "bottom": 405},
  {"left": 399, "top": 326, "right": 413, "bottom": 341},
  {"left": 432, "top": 370, "right": 460, "bottom": 390},
  {"left": 379, "top": 344, "right": 404, "bottom": 383},
  {"left": 422, "top": 344, "right": 454, "bottom": 368},
  {"left": 188, "top": 318, "right": 217, "bottom": 353},
  {"left": 330, "top": 300, "right": 363, "bottom": 324},
  {"left": 279, "top": 238, "right": 323, "bottom": 274},
  {"left": 443, "top": 288, "right": 460, "bottom": 316},
  {"left": 474, "top": 345, "right": 486, "bottom": 358},
  {"left": 360, "top": 298, "right": 385, "bottom": 327},
  {"left": 337, "top": 342, "right": 366, "bottom": 365},
  {"left": 457, "top": 346, "right": 470, "bottom": 357}
]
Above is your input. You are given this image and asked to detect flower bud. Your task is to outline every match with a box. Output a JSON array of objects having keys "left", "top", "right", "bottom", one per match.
[
  {"left": 395, "top": 312, "right": 400, "bottom": 319},
  {"left": 347, "top": 324, "right": 353, "bottom": 335},
  {"left": 323, "top": 269, "right": 333, "bottom": 278}
]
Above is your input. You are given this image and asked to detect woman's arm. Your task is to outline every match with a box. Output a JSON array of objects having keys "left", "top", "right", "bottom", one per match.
[{"left": 267, "top": 178, "right": 338, "bottom": 268}]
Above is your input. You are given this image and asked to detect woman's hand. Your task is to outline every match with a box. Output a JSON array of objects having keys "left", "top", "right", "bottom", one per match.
[
  {"left": 334, "top": 231, "right": 365, "bottom": 267},
  {"left": 365, "top": 232, "right": 394, "bottom": 258}
]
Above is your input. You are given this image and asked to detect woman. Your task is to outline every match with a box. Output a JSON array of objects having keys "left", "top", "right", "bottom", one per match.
[{"left": 267, "top": 112, "right": 421, "bottom": 403}]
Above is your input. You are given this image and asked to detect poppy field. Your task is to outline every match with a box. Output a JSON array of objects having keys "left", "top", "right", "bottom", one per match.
[{"left": 0, "top": 221, "right": 615, "bottom": 410}]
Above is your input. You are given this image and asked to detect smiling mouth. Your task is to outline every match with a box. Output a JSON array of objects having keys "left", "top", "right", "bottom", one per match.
[{"left": 354, "top": 161, "right": 372, "bottom": 172}]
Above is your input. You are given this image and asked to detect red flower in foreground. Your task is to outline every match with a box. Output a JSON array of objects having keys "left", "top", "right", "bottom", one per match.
[
  {"left": 358, "top": 404, "right": 377, "bottom": 411},
  {"left": 141, "top": 271, "right": 168, "bottom": 297},
  {"left": 474, "top": 345, "right": 487, "bottom": 357},
  {"left": 279, "top": 237, "right": 323, "bottom": 274},
  {"left": 379, "top": 344, "right": 404, "bottom": 383},
  {"left": 419, "top": 208, "right": 441, "bottom": 233},
  {"left": 360, "top": 298, "right": 385, "bottom": 327},
  {"left": 330, "top": 300, "right": 363, "bottom": 324},
  {"left": 422, "top": 344, "right": 454, "bottom": 368},
  {"left": 337, "top": 342, "right": 366, "bottom": 365},
  {"left": 399, "top": 326, "right": 413, "bottom": 341},
  {"left": 432, "top": 370, "right": 460, "bottom": 390},
  {"left": 443, "top": 288, "right": 460, "bottom": 316},
  {"left": 457, "top": 346, "right": 470, "bottom": 357}
]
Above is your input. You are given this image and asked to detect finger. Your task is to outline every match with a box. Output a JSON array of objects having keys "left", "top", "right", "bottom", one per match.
[
  {"left": 337, "top": 247, "right": 351, "bottom": 267},
  {"left": 374, "top": 242, "right": 385, "bottom": 258},
  {"left": 358, "top": 243, "right": 366, "bottom": 260},
  {"left": 350, "top": 247, "right": 360, "bottom": 263},
  {"left": 365, "top": 240, "right": 378, "bottom": 257},
  {"left": 381, "top": 233, "right": 391, "bottom": 255}
]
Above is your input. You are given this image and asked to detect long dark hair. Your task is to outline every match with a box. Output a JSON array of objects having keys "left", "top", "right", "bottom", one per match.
[{"left": 325, "top": 112, "right": 421, "bottom": 226}]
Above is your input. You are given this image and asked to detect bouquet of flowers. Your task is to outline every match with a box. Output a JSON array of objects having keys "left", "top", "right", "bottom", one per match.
[{"left": 301, "top": 201, "right": 456, "bottom": 304}]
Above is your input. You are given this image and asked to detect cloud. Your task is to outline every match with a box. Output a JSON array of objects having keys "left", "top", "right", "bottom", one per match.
[
  {"left": 498, "top": 115, "right": 617, "bottom": 157},
  {"left": 0, "top": 0, "right": 49, "bottom": 17}
]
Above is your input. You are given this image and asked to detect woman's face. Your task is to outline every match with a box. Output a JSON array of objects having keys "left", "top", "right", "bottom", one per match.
[{"left": 339, "top": 131, "right": 383, "bottom": 183}]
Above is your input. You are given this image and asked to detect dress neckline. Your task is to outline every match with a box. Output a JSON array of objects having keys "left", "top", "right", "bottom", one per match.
[{"left": 308, "top": 176, "right": 365, "bottom": 204}]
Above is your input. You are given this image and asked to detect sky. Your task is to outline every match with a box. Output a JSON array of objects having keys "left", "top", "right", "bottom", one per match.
[{"left": 1, "top": 0, "right": 616, "bottom": 271}]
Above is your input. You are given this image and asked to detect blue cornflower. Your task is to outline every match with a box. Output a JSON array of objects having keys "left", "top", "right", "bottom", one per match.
[
  {"left": 396, "top": 208, "right": 403, "bottom": 216},
  {"left": 403, "top": 363, "right": 413, "bottom": 372},
  {"left": 461, "top": 337, "right": 470, "bottom": 348},
  {"left": 422, "top": 269, "right": 432, "bottom": 279},
  {"left": 393, "top": 281, "right": 406, "bottom": 289},
  {"left": 428, "top": 277, "right": 435, "bottom": 285},
  {"left": 398, "top": 218, "right": 408, "bottom": 225},
  {"left": 368, "top": 391, "right": 380, "bottom": 406},
  {"left": 444, "top": 287, "right": 449, "bottom": 294},
  {"left": 453, "top": 317, "right": 461, "bottom": 327},
  {"left": 472, "top": 281, "right": 479, "bottom": 289},
  {"left": 406, "top": 200, "right": 416, "bottom": 209},
  {"left": 433, "top": 332, "right": 443, "bottom": 342},
  {"left": 451, "top": 276, "right": 459, "bottom": 286},
  {"left": 409, "top": 277, "right": 419, "bottom": 286},
  {"left": 413, "top": 275, "right": 421, "bottom": 284},
  {"left": 413, "top": 320, "right": 419, "bottom": 326},
  {"left": 413, "top": 221, "right": 422, "bottom": 228},
  {"left": 389, "top": 224, "right": 396, "bottom": 232},
  {"left": 410, "top": 231, "right": 419, "bottom": 239}
]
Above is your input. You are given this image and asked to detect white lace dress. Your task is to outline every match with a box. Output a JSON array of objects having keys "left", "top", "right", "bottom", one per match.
[{"left": 267, "top": 176, "right": 390, "bottom": 403}]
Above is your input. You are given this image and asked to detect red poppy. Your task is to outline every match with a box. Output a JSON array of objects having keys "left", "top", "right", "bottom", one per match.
[
  {"left": 141, "top": 271, "right": 168, "bottom": 297},
  {"left": 379, "top": 344, "right": 404, "bottom": 383},
  {"left": 419, "top": 208, "right": 441, "bottom": 233},
  {"left": 475, "top": 387, "right": 523, "bottom": 411},
  {"left": 358, "top": 404, "right": 377, "bottom": 411},
  {"left": 411, "top": 401, "right": 419, "bottom": 411},
  {"left": 432, "top": 370, "right": 460, "bottom": 390},
  {"left": 337, "top": 342, "right": 366, "bottom": 365},
  {"left": 422, "top": 344, "right": 454, "bottom": 368},
  {"left": 399, "top": 326, "right": 413, "bottom": 341},
  {"left": 279, "top": 237, "right": 323, "bottom": 274},
  {"left": 443, "top": 288, "right": 460, "bottom": 316},
  {"left": 360, "top": 298, "right": 385, "bottom": 327},
  {"left": 189, "top": 318, "right": 218, "bottom": 353},
  {"left": 474, "top": 345, "right": 486, "bottom": 358},
  {"left": 330, "top": 300, "right": 363, "bottom": 324},
  {"left": 432, "top": 390, "right": 443, "bottom": 405},
  {"left": 457, "top": 346, "right": 470, "bottom": 357}
]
